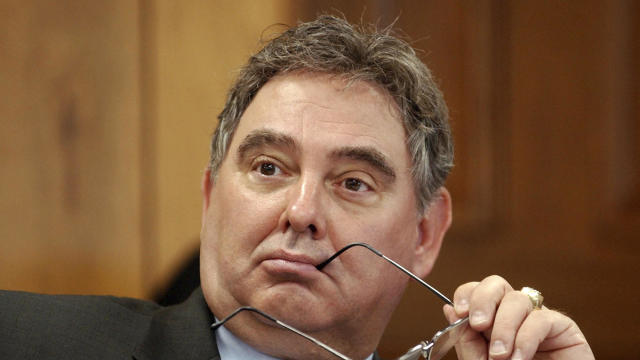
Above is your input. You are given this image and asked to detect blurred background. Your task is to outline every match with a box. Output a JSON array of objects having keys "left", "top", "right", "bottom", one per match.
[{"left": 1, "top": 1, "right": 638, "bottom": 359}]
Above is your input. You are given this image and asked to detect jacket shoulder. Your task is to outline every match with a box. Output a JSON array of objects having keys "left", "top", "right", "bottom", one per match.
[{"left": 0, "top": 289, "right": 159, "bottom": 359}]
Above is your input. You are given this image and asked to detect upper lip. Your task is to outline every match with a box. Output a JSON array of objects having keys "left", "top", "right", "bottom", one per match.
[{"left": 262, "top": 249, "right": 326, "bottom": 267}]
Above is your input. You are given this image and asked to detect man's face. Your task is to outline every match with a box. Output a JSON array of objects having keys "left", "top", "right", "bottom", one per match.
[{"left": 200, "top": 73, "right": 443, "bottom": 355}]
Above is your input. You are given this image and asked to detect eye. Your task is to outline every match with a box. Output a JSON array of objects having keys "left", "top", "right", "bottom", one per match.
[
  {"left": 257, "top": 162, "right": 282, "bottom": 176},
  {"left": 342, "top": 177, "right": 371, "bottom": 192}
]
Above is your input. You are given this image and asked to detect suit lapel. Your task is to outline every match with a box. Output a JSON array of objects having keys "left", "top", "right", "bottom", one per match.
[{"left": 132, "top": 288, "right": 220, "bottom": 360}]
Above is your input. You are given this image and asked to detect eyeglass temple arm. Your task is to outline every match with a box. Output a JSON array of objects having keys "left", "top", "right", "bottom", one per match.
[
  {"left": 211, "top": 306, "right": 351, "bottom": 360},
  {"left": 316, "top": 242, "right": 453, "bottom": 305}
]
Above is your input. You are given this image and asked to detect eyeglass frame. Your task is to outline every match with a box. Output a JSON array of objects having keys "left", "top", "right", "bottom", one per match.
[{"left": 211, "top": 242, "right": 470, "bottom": 360}]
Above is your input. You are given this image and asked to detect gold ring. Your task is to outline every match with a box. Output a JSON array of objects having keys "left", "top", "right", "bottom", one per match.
[{"left": 521, "top": 287, "right": 544, "bottom": 309}]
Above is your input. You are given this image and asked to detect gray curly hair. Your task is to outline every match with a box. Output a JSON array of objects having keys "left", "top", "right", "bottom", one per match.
[{"left": 209, "top": 15, "right": 453, "bottom": 211}]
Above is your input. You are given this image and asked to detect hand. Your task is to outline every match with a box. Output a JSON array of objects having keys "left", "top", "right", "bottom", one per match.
[{"left": 443, "top": 275, "right": 594, "bottom": 360}]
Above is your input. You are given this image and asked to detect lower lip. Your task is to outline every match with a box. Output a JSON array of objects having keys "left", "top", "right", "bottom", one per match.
[{"left": 261, "top": 259, "right": 319, "bottom": 277}]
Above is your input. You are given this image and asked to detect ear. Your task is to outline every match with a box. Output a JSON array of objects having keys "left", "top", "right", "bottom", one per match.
[
  {"left": 201, "top": 168, "right": 214, "bottom": 225},
  {"left": 411, "top": 187, "right": 452, "bottom": 278}
]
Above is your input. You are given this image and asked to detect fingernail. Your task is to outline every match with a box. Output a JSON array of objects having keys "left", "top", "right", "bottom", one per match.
[
  {"left": 490, "top": 340, "right": 507, "bottom": 356},
  {"left": 511, "top": 348, "right": 523, "bottom": 360},
  {"left": 455, "top": 298, "right": 469, "bottom": 313},
  {"left": 470, "top": 311, "right": 487, "bottom": 325}
]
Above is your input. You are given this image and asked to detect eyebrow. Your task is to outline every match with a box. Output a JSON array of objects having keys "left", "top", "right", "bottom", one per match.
[
  {"left": 237, "top": 129, "right": 298, "bottom": 162},
  {"left": 330, "top": 146, "right": 396, "bottom": 181}
]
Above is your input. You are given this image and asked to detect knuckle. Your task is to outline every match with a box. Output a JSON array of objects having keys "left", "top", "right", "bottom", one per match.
[
  {"left": 531, "top": 308, "right": 555, "bottom": 321},
  {"left": 481, "top": 275, "right": 514, "bottom": 293},
  {"left": 485, "top": 274, "right": 506, "bottom": 284},
  {"left": 505, "top": 290, "right": 532, "bottom": 307},
  {"left": 487, "top": 274, "right": 505, "bottom": 281},
  {"left": 454, "top": 281, "right": 479, "bottom": 297}
]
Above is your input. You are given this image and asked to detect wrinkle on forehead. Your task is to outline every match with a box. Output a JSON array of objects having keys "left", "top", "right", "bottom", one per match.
[
  {"left": 270, "top": 72, "right": 401, "bottom": 119},
  {"left": 236, "top": 72, "right": 411, "bottom": 172},
  {"left": 282, "top": 99, "right": 333, "bottom": 111}
]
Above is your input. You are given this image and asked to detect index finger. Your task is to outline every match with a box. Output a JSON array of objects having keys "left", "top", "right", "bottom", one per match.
[{"left": 452, "top": 281, "right": 479, "bottom": 316}]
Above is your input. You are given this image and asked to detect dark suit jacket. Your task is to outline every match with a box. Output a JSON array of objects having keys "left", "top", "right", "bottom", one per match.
[
  {"left": 0, "top": 288, "right": 382, "bottom": 360},
  {"left": 0, "top": 288, "right": 219, "bottom": 360}
]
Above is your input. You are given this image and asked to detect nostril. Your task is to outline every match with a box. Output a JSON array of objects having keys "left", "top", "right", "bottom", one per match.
[{"left": 308, "top": 224, "right": 317, "bottom": 233}]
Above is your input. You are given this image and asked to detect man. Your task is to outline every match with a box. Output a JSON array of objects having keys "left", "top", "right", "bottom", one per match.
[
  {"left": 198, "top": 15, "right": 593, "bottom": 360},
  {"left": 0, "top": 15, "right": 593, "bottom": 360}
]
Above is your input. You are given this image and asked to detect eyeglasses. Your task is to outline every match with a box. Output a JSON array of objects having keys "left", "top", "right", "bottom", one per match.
[{"left": 211, "top": 242, "right": 469, "bottom": 360}]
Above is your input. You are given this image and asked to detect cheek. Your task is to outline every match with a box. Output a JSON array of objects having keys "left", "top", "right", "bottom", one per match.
[
  {"left": 202, "top": 176, "right": 288, "bottom": 258},
  {"left": 200, "top": 177, "right": 288, "bottom": 304},
  {"left": 330, "top": 209, "right": 419, "bottom": 282},
  {"left": 344, "top": 214, "right": 418, "bottom": 254}
]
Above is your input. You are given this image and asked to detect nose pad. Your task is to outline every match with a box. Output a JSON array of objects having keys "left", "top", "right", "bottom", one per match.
[{"left": 284, "top": 178, "right": 326, "bottom": 239}]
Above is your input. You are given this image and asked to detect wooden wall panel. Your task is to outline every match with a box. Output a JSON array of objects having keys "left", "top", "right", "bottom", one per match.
[
  {"left": 506, "top": 2, "right": 639, "bottom": 356},
  {"left": 385, "top": 1, "right": 499, "bottom": 231},
  {"left": 144, "top": 0, "right": 296, "bottom": 293},
  {"left": 601, "top": 0, "right": 640, "bottom": 250},
  {"left": 0, "top": 0, "right": 300, "bottom": 297},
  {"left": 0, "top": 0, "right": 143, "bottom": 297}
]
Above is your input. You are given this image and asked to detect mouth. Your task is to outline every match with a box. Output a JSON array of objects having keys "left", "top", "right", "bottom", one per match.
[{"left": 260, "top": 249, "right": 325, "bottom": 278}]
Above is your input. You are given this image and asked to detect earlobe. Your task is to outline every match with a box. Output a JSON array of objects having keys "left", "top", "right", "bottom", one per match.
[{"left": 411, "top": 187, "right": 452, "bottom": 278}]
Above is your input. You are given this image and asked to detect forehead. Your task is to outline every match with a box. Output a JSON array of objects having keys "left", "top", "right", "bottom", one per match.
[{"left": 232, "top": 73, "right": 409, "bottom": 162}]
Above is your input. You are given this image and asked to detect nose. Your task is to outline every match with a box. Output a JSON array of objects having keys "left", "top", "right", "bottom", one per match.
[{"left": 284, "top": 176, "right": 327, "bottom": 239}]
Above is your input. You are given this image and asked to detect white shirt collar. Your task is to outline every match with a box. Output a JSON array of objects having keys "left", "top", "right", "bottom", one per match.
[{"left": 215, "top": 322, "right": 374, "bottom": 360}]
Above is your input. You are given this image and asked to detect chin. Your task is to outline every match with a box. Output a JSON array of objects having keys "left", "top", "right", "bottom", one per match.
[{"left": 251, "top": 286, "right": 347, "bottom": 332}]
